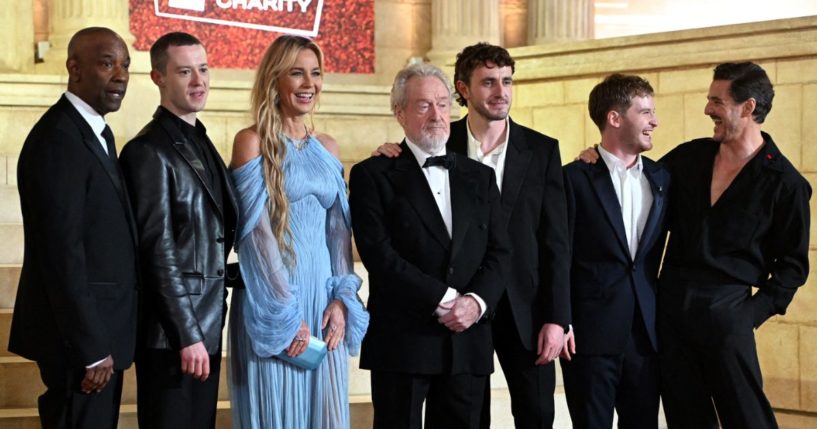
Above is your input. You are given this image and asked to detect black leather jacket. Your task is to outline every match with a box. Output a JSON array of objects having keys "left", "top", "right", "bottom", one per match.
[{"left": 120, "top": 107, "right": 238, "bottom": 354}]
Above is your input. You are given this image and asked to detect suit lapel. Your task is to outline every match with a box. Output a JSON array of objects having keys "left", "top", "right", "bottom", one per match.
[
  {"left": 387, "top": 142, "right": 451, "bottom": 249},
  {"left": 635, "top": 160, "right": 667, "bottom": 260},
  {"left": 61, "top": 97, "right": 138, "bottom": 243},
  {"left": 499, "top": 120, "right": 531, "bottom": 219},
  {"left": 155, "top": 110, "right": 225, "bottom": 219},
  {"left": 587, "top": 158, "right": 631, "bottom": 258},
  {"left": 449, "top": 162, "right": 475, "bottom": 261}
]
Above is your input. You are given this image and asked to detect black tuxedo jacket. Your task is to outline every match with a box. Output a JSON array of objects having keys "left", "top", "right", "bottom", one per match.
[
  {"left": 563, "top": 153, "right": 670, "bottom": 354},
  {"left": 350, "top": 142, "right": 510, "bottom": 375},
  {"left": 120, "top": 107, "right": 238, "bottom": 354},
  {"left": 448, "top": 117, "right": 571, "bottom": 349},
  {"left": 10, "top": 95, "right": 139, "bottom": 370}
]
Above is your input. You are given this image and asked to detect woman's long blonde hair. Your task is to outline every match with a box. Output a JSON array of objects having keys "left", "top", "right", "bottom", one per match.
[{"left": 250, "top": 35, "right": 324, "bottom": 266}]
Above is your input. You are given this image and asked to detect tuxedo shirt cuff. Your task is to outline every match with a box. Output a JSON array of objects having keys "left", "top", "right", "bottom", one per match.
[{"left": 86, "top": 358, "right": 106, "bottom": 368}]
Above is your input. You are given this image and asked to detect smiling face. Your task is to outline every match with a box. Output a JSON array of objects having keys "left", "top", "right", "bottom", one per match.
[
  {"left": 396, "top": 76, "right": 451, "bottom": 154},
  {"left": 276, "top": 48, "right": 322, "bottom": 118},
  {"left": 153, "top": 44, "right": 209, "bottom": 124},
  {"left": 67, "top": 31, "right": 130, "bottom": 116},
  {"left": 457, "top": 62, "right": 512, "bottom": 122},
  {"left": 704, "top": 79, "right": 749, "bottom": 143},
  {"left": 616, "top": 95, "right": 658, "bottom": 154}
]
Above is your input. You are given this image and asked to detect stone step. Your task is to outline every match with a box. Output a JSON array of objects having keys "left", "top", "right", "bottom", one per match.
[
  {"left": 0, "top": 355, "right": 230, "bottom": 409},
  {"left": 0, "top": 265, "right": 21, "bottom": 308},
  {"left": 0, "top": 224, "right": 22, "bottom": 265},
  {"left": 0, "top": 401, "right": 234, "bottom": 429},
  {"left": 0, "top": 398, "right": 376, "bottom": 429}
]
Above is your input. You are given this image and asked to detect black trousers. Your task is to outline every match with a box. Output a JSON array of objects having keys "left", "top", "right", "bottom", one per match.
[
  {"left": 135, "top": 349, "right": 221, "bottom": 429},
  {"left": 482, "top": 294, "right": 556, "bottom": 429},
  {"left": 561, "top": 313, "right": 659, "bottom": 429},
  {"left": 658, "top": 275, "right": 778, "bottom": 429},
  {"left": 37, "top": 360, "right": 124, "bottom": 429},
  {"left": 371, "top": 370, "right": 488, "bottom": 429}
]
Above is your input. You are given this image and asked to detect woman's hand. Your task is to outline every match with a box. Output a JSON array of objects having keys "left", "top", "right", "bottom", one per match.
[
  {"left": 286, "top": 320, "right": 310, "bottom": 357},
  {"left": 322, "top": 299, "right": 347, "bottom": 351}
]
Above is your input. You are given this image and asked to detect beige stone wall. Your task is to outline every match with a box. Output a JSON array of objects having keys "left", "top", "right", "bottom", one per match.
[{"left": 498, "top": 16, "right": 817, "bottom": 422}]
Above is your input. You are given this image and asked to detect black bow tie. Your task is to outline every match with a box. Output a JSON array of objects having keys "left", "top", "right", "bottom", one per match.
[{"left": 423, "top": 154, "right": 456, "bottom": 170}]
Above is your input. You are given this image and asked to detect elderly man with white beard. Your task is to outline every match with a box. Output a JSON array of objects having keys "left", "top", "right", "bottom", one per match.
[{"left": 348, "top": 62, "right": 511, "bottom": 429}]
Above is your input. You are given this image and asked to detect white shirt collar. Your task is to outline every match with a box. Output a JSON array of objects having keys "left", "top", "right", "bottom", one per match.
[
  {"left": 597, "top": 143, "right": 643, "bottom": 175},
  {"left": 64, "top": 91, "right": 107, "bottom": 138},
  {"left": 466, "top": 117, "right": 509, "bottom": 159},
  {"left": 405, "top": 138, "right": 446, "bottom": 168}
]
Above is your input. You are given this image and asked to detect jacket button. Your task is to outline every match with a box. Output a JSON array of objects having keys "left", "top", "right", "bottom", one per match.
[
  {"left": 216, "top": 237, "right": 225, "bottom": 243},
  {"left": 448, "top": 267, "right": 454, "bottom": 274},
  {"left": 631, "top": 264, "right": 637, "bottom": 272},
  {"left": 217, "top": 269, "right": 224, "bottom": 276}
]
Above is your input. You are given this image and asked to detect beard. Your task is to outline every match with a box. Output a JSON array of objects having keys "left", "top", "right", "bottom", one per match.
[
  {"left": 472, "top": 98, "right": 509, "bottom": 122},
  {"left": 414, "top": 132, "right": 448, "bottom": 154}
]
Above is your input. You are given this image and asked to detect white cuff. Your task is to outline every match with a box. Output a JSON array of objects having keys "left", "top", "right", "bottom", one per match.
[
  {"left": 434, "top": 287, "right": 459, "bottom": 316},
  {"left": 86, "top": 358, "right": 106, "bottom": 368}
]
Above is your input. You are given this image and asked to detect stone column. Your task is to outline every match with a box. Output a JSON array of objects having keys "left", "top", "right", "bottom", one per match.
[
  {"left": 44, "top": 0, "right": 133, "bottom": 69},
  {"left": 0, "top": 1, "right": 35, "bottom": 72},
  {"left": 528, "top": 0, "right": 594, "bottom": 45},
  {"left": 426, "top": 0, "right": 501, "bottom": 68},
  {"left": 501, "top": 0, "right": 528, "bottom": 48}
]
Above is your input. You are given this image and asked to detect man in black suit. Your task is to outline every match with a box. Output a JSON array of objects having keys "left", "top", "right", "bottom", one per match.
[
  {"left": 9, "top": 27, "right": 138, "bottom": 429},
  {"left": 656, "top": 63, "right": 810, "bottom": 429},
  {"left": 561, "top": 74, "right": 668, "bottom": 429},
  {"left": 350, "top": 62, "right": 510, "bottom": 429},
  {"left": 374, "top": 43, "right": 571, "bottom": 428},
  {"left": 119, "top": 32, "right": 237, "bottom": 429}
]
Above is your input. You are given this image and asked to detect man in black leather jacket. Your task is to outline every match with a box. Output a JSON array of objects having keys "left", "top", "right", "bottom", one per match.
[{"left": 119, "top": 32, "right": 238, "bottom": 429}]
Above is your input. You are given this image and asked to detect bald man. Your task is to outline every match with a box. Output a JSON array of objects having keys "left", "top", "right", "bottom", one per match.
[{"left": 9, "top": 27, "right": 139, "bottom": 429}]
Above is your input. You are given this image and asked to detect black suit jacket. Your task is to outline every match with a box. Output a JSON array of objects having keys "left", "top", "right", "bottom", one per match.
[
  {"left": 10, "top": 95, "right": 139, "bottom": 370},
  {"left": 448, "top": 117, "right": 571, "bottom": 349},
  {"left": 563, "top": 154, "right": 670, "bottom": 354},
  {"left": 120, "top": 107, "right": 238, "bottom": 354},
  {"left": 350, "top": 142, "right": 510, "bottom": 375}
]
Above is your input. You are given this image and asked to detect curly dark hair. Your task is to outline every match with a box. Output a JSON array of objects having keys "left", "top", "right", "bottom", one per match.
[{"left": 453, "top": 42, "right": 515, "bottom": 107}]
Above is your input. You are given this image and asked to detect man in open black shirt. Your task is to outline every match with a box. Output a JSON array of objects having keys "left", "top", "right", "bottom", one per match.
[{"left": 658, "top": 62, "right": 810, "bottom": 428}]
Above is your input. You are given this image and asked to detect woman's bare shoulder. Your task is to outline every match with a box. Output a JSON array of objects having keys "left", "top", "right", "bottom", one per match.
[
  {"left": 314, "top": 132, "right": 340, "bottom": 160},
  {"left": 231, "top": 126, "right": 262, "bottom": 168}
]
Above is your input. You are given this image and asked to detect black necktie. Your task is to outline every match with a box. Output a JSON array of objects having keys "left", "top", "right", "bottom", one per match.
[
  {"left": 423, "top": 154, "right": 456, "bottom": 170},
  {"left": 101, "top": 125, "right": 117, "bottom": 162}
]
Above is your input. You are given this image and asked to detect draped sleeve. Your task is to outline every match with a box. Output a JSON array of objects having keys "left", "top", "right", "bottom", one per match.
[
  {"left": 321, "top": 148, "right": 369, "bottom": 356},
  {"left": 231, "top": 157, "right": 301, "bottom": 357}
]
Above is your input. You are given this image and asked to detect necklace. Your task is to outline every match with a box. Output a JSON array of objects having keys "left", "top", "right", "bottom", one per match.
[{"left": 284, "top": 126, "right": 310, "bottom": 151}]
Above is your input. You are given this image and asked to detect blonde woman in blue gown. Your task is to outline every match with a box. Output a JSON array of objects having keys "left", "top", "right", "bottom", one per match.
[{"left": 227, "top": 35, "right": 369, "bottom": 429}]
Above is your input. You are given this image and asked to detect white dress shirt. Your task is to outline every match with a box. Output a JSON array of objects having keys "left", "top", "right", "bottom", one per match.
[
  {"left": 405, "top": 139, "right": 486, "bottom": 318},
  {"left": 597, "top": 145, "right": 653, "bottom": 259},
  {"left": 64, "top": 91, "right": 110, "bottom": 155},
  {"left": 466, "top": 117, "right": 509, "bottom": 192}
]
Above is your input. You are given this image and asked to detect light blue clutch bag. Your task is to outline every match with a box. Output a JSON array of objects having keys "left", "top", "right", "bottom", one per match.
[{"left": 276, "top": 336, "right": 327, "bottom": 370}]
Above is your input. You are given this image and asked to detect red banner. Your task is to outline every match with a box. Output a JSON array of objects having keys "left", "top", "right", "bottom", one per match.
[{"left": 129, "top": 0, "right": 374, "bottom": 72}]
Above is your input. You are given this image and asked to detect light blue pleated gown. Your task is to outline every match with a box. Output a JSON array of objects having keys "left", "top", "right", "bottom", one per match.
[{"left": 228, "top": 135, "right": 368, "bottom": 429}]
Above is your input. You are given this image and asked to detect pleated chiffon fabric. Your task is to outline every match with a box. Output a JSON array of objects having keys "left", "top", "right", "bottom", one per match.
[{"left": 228, "top": 136, "right": 369, "bottom": 428}]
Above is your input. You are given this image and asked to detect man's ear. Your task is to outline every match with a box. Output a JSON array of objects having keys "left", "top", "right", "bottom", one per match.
[
  {"left": 741, "top": 98, "right": 757, "bottom": 119},
  {"left": 394, "top": 106, "right": 406, "bottom": 128},
  {"left": 607, "top": 110, "right": 621, "bottom": 129},
  {"left": 66, "top": 58, "right": 80, "bottom": 82},
  {"left": 150, "top": 69, "right": 164, "bottom": 87},
  {"left": 455, "top": 80, "right": 470, "bottom": 103}
]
